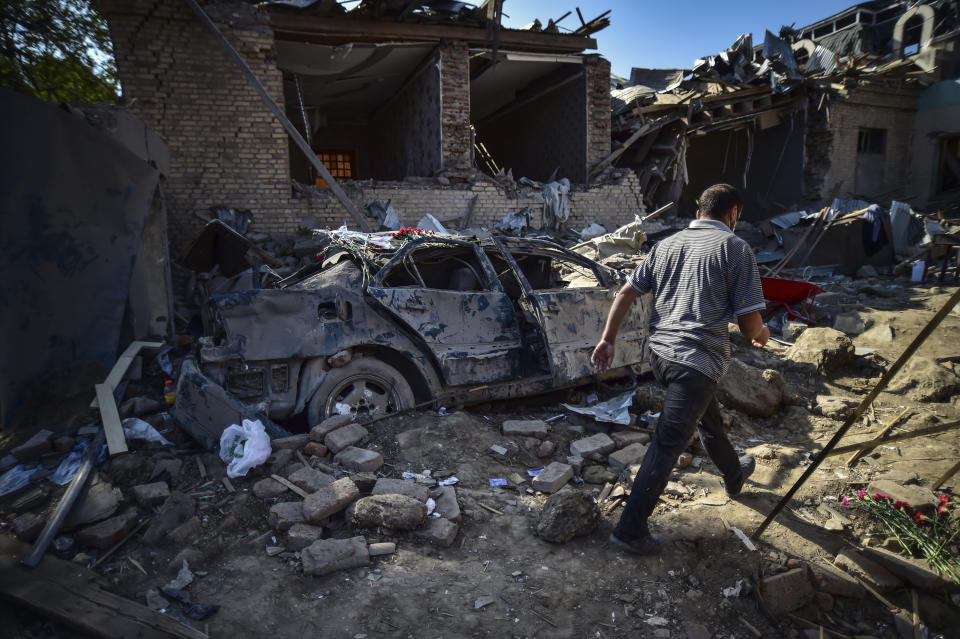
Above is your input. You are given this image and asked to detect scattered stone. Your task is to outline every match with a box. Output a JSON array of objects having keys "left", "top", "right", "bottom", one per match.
[
  {"left": 566, "top": 456, "right": 583, "bottom": 475},
  {"left": 77, "top": 508, "right": 139, "bottom": 550},
  {"left": 815, "top": 591, "right": 835, "bottom": 611},
  {"left": 414, "top": 517, "right": 458, "bottom": 546},
  {"left": 684, "top": 622, "right": 712, "bottom": 639},
  {"left": 608, "top": 443, "right": 648, "bottom": 473},
  {"left": 834, "top": 549, "right": 903, "bottom": 592},
  {"left": 143, "top": 492, "right": 195, "bottom": 545},
  {"left": 582, "top": 465, "right": 617, "bottom": 484},
  {"left": 349, "top": 472, "right": 378, "bottom": 492},
  {"left": 271, "top": 434, "right": 308, "bottom": 450},
  {"left": 758, "top": 567, "right": 815, "bottom": 614},
  {"left": 536, "top": 490, "right": 600, "bottom": 543},
  {"left": 537, "top": 440, "right": 555, "bottom": 458},
  {"left": 132, "top": 481, "right": 170, "bottom": 507},
  {"left": 303, "top": 442, "right": 328, "bottom": 458},
  {"left": 269, "top": 502, "right": 307, "bottom": 532},
  {"left": 253, "top": 477, "right": 288, "bottom": 499},
  {"left": 333, "top": 447, "right": 383, "bottom": 473},
  {"left": 301, "top": 536, "right": 370, "bottom": 576},
  {"left": 288, "top": 466, "right": 335, "bottom": 493},
  {"left": 13, "top": 512, "right": 45, "bottom": 541},
  {"left": 368, "top": 542, "right": 396, "bottom": 556},
  {"left": 866, "top": 479, "right": 938, "bottom": 514},
  {"left": 745, "top": 444, "right": 802, "bottom": 467},
  {"left": 717, "top": 358, "right": 784, "bottom": 417},
  {"left": 833, "top": 311, "right": 866, "bottom": 335},
  {"left": 888, "top": 357, "right": 960, "bottom": 402},
  {"left": 858, "top": 323, "right": 895, "bottom": 344},
  {"left": 52, "top": 435, "right": 76, "bottom": 452},
  {"left": 267, "top": 449, "right": 294, "bottom": 473},
  {"left": 785, "top": 328, "right": 855, "bottom": 375},
  {"left": 531, "top": 462, "right": 573, "bottom": 493},
  {"left": 432, "top": 486, "right": 461, "bottom": 522},
  {"left": 502, "top": 420, "right": 549, "bottom": 439},
  {"left": 816, "top": 395, "right": 859, "bottom": 420},
  {"left": 168, "top": 516, "right": 201, "bottom": 545},
  {"left": 861, "top": 547, "right": 952, "bottom": 591},
  {"left": 119, "top": 396, "right": 163, "bottom": 418},
  {"left": 781, "top": 321, "right": 807, "bottom": 342},
  {"left": 150, "top": 458, "right": 183, "bottom": 482},
  {"left": 676, "top": 452, "right": 693, "bottom": 468},
  {"left": 64, "top": 477, "right": 123, "bottom": 528},
  {"left": 610, "top": 431, "right": 650, "bottom": 448},
  {"left": 285, "top": 523, "right": 323, "bottom": 551},
  {"left": 350, "top": 494, "right": 426, "bottom": 530},
  {"left": 309, "top": 414, "right": 353, "bottom": 441},
  {"left": 302, "top": 477, "right": 360, "bottom": 524},
  {"left": 146, "top": 589, "right": 170, "bottom": 611},
  {"left": 11, "top": 486, "right": 50, "bottom": 512},
  {"left": 570, "top": 433, "right": 615, "bottom": 458},
  {"left": 325, "top": 424, "right": 369, "bottom": 454},
  {"left": 857, "top": 264, "right": 878, "bottom": 278},
  {"left": 372, "top": 478, "right": 428, "bottom": 502},
  {"left": 11, "top": 429, "right": 54, "bottom": 461}
]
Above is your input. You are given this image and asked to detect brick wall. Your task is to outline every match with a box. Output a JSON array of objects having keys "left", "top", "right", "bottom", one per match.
[
  {"left": 584, "top": 55, "right": 612, "bottom": 175},
  {"left": 818, "top": 86, "right": 919, "bottom": 202},
  {"left": 438, "top": 40, "right": 472, "bottom": 170}
]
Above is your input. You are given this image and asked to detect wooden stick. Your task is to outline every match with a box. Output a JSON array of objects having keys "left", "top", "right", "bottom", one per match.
[
  {"left": 785, "top": 615, "right": 852, "bottom": 639},
  {"left": 128, "top": 557, "right": 148, "bottom": 576},
  {"left": 827, "top": 420, "right": 960, "bottom": 456},
  {"left": 270, "top": 474, "right": 309, "bottom": 498},
  {"left": 478, "top": 502, "right": 503, "bottom": 515},
  {"left": 737, "top": 615, "right": 763, "bottom": 638},
  {"left": 221, "top": 477, "right": 235, "bottom": 493},
  {"left": 196, "top": 456, "right": 207, "bottom": 480},
  {"left": 912, "top": 589, "right": 922, "bottom": 639},
  {"left": 753, "top": 285, "right": 960, "bottom": 541},
  {"left": 597, "top": 482, "right": 614, "bottom": 503},
  {"left": 91, "top": 519, "right": 151, "bottom": 568},
  {"left": 934, "top": 459, "right": 960, "bottom": 490},
  {"left": 846, "top": 407, "right": 911, "bottom": 466},
  {"left": 854, "top": 575, "right": 900, "bottom": 614}
]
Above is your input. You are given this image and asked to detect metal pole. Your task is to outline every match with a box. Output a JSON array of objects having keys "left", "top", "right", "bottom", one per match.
[
  {"left": 183, "top": 0, "right": 372, "bottom": 232},
  {"left": 753, "top": 285, "right": 960, "bottom": 540}
]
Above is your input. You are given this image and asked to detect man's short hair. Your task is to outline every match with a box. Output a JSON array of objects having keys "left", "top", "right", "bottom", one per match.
[{"left": 697, "top": 184, "right": 742, "bottom": 219}]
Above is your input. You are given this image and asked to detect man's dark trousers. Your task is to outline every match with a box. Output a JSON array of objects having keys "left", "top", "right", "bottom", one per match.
[{"left": 614, "top": 351, "right": 741, "bottom": 541}]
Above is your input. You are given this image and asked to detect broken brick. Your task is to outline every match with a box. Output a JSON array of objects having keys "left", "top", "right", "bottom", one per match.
[
  {"left": 309, "top": 414, "right": 353, "bottom": 441},
  {"left": 334, "top": 447, "right": 382, "bottom": 473},
  {"left": 288, "top": 466, "right": 334, "bottom": 493},
  {"left": 502, "top": 419, "right": 549, "bottom": 439},
  {"left": 11, "top": 429, "right": 54, "bottom": 461},
  {"left": 758, "top": 567, "right": 815, "bottom": 614},
  {"left": 303, "top": 442, "right": 328, "bottom": 458},
  {"left": 285, "top": 522, "right": 323, "bottom": 551},
  {"left": 77, "top": 508, "right": 140, "bottom": 550},
  {"left": 132, "top": 481, "right": 170, "bottom": 507},
  {"left": 608, "top": 443, "right": 648, "bottom": 473},
  {"left": 415, "top": 517, "right": 459, "bottom": 547},
  {"left": 610, "top": 431, "right": 651, "bottom": 448},
  {"left": 271, "top": 434, "right": 308, "bottom": 450},
  {"left": 531, "top": 462, "right": 573, "bottom": 493},
  {"left": 253, "top": 477, "right": 288, "bottom": 499},
  {"left": 13, "top": 512, "right": 45, "bottom": 542},
  {"left": 570, "top": 433, "right": 615, "bottom": 458},
  {"left": 301, "top": 536, "right": 369, "bottom": 576},
  {"left": 834, "top": 549, "right": 903, "bottom": 592},
  {"left": 167, "top": 516, "right": 200, "bottom": 545},
  {"left": 302, "top": 477, "right": 359, "bottom": 524},
  {"left": 269, "top": 502, "right": 306, "bottom": 532},
  {"left": 324, "top": 424, "right": 369, "bottom": 454},
  {"left": 372, "top": 478, "right": 429, "bottom": 502}
]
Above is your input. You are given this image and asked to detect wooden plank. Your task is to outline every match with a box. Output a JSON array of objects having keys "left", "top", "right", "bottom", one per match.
[
  {"left": 90, "top": 340, "right": 164, "bottom": 408},
  {"left": 827, "top": 420, "right": 960, "bottom": 456},
  {"left": 846, "top": 407, "right": 911, "bottom": 466},
  {"left": 0, "top": 537, "right": 207, "bottom": 639},
  {"left": 96, "top": 383, "right": 128, "bottom": 456},
  {"left": 270, "top": 474, "right": 310, "bottom": 499}
]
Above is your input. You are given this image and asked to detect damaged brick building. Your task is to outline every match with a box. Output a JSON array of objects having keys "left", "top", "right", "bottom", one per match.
[{"left": 97, "top": 0, "right": 640, "bottom": 254}]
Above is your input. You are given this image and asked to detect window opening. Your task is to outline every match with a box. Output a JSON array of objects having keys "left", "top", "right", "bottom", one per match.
[
  {"left": 315, "top": 150, "right": 355, "bottom": 188},
  {"left": 381, "top": 245, "right": 488, "bottom": 291},
  {"left": 857, "top": 128, "right": 886, "bottom": 155}
]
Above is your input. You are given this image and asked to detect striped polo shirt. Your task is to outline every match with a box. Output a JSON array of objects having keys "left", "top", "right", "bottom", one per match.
[{"left": 628, "top": 219, "right": 765, "bottom": 381}]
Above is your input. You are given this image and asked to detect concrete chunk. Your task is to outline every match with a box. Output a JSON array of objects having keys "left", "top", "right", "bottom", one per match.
[
  {"left": 608, "top": 443, "right": 648, "bottom": 473},
  {"left": 334, "top": 447, "right": 383, "bottom": 473},
  {"left": 77, "top": 508, "right": 140, "bottom": 550},
  {"left": 502, "top": 420, "right": 549, "bottom": 439},
  {"left": 809, "top": 563, "right": 866, "bottom": 599},
  {"left": 269, "top": 502, "right": 306, "bottom": 532},
  {"left": 861, "top": 547, "right": 951, "bottom": 592},
  {"left": 758, "top": 567, "right": 815, "bottom": 614},
  {"left": 324, "top": 424, "right": 369, "bottom": 454},
  {"left": 415, "top": 517, "right": 459, "bottom": 547},
  {"left": 253, "top": 477, "right": 288, "bottom": 499},
  {"left": 13, "top": 512, "right": 45, "bottom": 542},
  {"left": 302, "top": 477, "right": 360, "bottom": 524},
  {"left": 432, "top": 486, "right": 461, "bottom": 522},
  {"left": 351, "top": 494, "right": 426, "bottom": 530},
  {"left": 531, "top": 462, "right": 573, "bottom": 494},
  {"left": 570, "top": 433, "right": 615, "bottom": 458},
  {"left": 131, "top": 482, "right": 170, "bottom": 507},
  {"left": 143, "top": 491, "right": 195, "bottom": 545},
  {"left": 368, "top": 542, "right": 396, "bottom": 556},
  {"left": 167, "top": 516, "right": 200, "bottom": 545},
  {"left": 372, "top": 478, "right": 429, "bottom": 502},
  {"left": 301, "top": 536, "right": 369, "bottom": 576},
  {"left": 286, "top": 523, "right": 323, "bottom": 551},
  {"left": 610, "top": 431, "right": 651, "bottom": 448},
  {"left": 288, "top": 466, "right": 334, "bottom": 493},
  {"left": 834, "top": 549, "right": 903, "bottom": 593},
  {"left": 866, "top": 479, "right": 939, "bottom": 514}
]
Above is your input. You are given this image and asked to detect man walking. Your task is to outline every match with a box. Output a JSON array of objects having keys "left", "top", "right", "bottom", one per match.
[{"left": 591, "top": 183, "right": 769, "bottom": 555}]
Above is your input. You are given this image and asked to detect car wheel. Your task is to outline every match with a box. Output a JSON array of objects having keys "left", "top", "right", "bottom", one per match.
[{"left": 306, "top": 357, "right": 414, "bottom": 425}]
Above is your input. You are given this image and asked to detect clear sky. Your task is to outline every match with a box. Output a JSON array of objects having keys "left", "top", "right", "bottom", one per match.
[{"left": 499, "top": 0, "right": 858, "bottom": 78}]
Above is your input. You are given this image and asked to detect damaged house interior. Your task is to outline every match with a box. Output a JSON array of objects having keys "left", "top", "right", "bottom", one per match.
[{"left": 3, "top": 0, "right": 960, "bottom": 637}]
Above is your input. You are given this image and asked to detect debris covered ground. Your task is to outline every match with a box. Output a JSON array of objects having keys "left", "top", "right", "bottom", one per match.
[{"left": 2, "top": 265, "right": 960, "bottom": 638}]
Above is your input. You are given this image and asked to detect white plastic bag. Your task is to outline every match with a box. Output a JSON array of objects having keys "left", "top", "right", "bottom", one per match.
[
  {"left": 218, "top": 419, "right": 272, "bottom": 478},
  {"left": 122, "top": 418, "right": 173, "bottom": 446}
]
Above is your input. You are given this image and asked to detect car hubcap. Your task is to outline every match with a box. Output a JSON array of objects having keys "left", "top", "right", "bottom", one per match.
[{"left": 325, "top": 375, "right": 398, "bottom": 418}]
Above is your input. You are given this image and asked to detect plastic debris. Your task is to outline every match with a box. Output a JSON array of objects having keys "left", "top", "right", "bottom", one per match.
[
  {"left": 165, "top": 560, "right": 194, "bottom": 591},
  {"left": 488, "top": 478, "right": 508, "bottom": 487},
  {"left": 123, "top": 418, "right": 173, "bottom": 446},
  {"left": 562, "top": 390, "right": 635, "bottom": 425},
  {"left": 185, "top": 603, "right": 220, "bottom": 621},
  {"left": 526, "top": 468, "right": 544, "bottom": 477},
  {"left": 438, "top": 477, "right": 459, "bottom": 486},
  {"left": 219, "top": 419, "right": 272, "bottom": 478},
  {"left": 730, "top": 526, "right": 757, "bottom": 551},
  {"left": 494, "top": 209, "right": 531, "bottom": 236},
  {"left": 416, "top": 213, "right": 448, "bottom": 234},
  {"left": 49, "top": 445, "right": 85, "bottom": 485},
  {"left": 426, "top": 498, "right": 436, "bottom": 515},
  {"left": 0, "top": 464, "right": 39, "bottom": 497},
  {"left": 489, "top": 444, "right": 508, "bottom": 455},
  {"left": 722, "top": 579, "right": 745, "bottom": 598}
]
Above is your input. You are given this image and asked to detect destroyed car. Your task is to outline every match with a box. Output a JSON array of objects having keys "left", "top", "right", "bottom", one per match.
[{"left": 176, "top": 232, "right": 649, "bottom": 443}]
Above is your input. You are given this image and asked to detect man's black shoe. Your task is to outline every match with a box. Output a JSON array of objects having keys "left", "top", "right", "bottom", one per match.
[
  {"left": 608, "top": 532, "right": 663, "bottom": 555},
  {"left": 725, "top": 455, "right": 756, "bottom": 497}
]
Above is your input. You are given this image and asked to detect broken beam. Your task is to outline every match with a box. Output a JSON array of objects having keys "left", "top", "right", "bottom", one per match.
[
  {"left": 184, "top": 0, "right": 372, "bottom": 232},
  {"left": 752, "top": 285, "right": 960, "bottom": 541},
  {"left": 90, "top": 340, "right": 163, "bottom": 409},
  {"left": 827, "top": 420, "right": 960, "bottom": 456}
]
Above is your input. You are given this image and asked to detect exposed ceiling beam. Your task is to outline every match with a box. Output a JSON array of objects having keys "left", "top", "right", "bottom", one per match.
[{"left": 268, "top": 13, "right": 597, "bottom": 53}]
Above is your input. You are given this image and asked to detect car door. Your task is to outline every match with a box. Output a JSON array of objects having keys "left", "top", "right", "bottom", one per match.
[
  {"left": 497, "top": 239, "right": 650, "bottom": 383},
  {"left": 366, "top": 238, "right": 525, "bottom": 386}
]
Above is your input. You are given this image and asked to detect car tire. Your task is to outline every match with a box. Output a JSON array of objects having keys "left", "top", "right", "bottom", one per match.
[{"left": 306, "top": 357, "right": 415, "bottom": 426}]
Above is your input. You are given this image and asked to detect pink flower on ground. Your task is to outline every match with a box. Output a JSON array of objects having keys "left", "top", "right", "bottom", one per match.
[
  {"left": 841, "top": 496, "right": 851, "bottom": 509},
  {"left": 858, "top": 490, "right": 868, "bottom": 499}
]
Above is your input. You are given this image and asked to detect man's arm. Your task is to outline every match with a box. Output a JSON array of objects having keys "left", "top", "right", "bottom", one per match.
[
  {"left": 591, "top": 284, "right": 640, "bottom": 373},
  {"left": 737, "top": 310, "right": 770, "bottom": 348}
]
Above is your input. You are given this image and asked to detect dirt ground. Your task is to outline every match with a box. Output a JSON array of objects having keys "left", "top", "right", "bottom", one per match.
[{"left": 2, "top": 279, "right": 960, "bottom": 639}]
